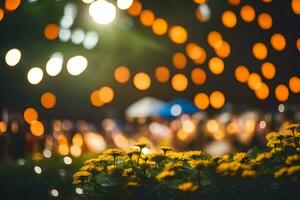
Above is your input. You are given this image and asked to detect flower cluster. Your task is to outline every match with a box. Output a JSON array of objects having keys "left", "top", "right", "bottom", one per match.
[{"left": 73, "top": 125, "right": 300, "bottom": 200}]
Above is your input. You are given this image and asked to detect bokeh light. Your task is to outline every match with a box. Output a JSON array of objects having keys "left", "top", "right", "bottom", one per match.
[
  {"left": 27, "top": 67, "right": 44, "bottom": 85},
  {"left": 5, "top": 48, "right": 21, "bottom": 67},
  {"left": 247, "top": 73, "right": 262, "bottom": 90},
  {"left": 289, "top": 76, "right": 300, "bottom": 93},
  {"left": 297, "top": 38, "right": 300, "bottom": 52},
  {"left": 255, "top": 83, "right": 269, "bottom": 100},
  {"left": 195, "top": 3, "right": 211, "bottom": 22},
  {"left": 214, "top": 40, "right": 231, "bottom": 58},
  {"left": 186, "top": 43, "right": 205, "bottom": 61},
  {"left": 90, "top": 90, "right": 104, "bottom": 107},
  {"left": 221, "top": 10, "right": 237, "bottom": 28},
  {"left": 44, "top": 23, "right": 59, "bottom": 40},
  {"left": 152, "top": 18, "right": 168, "bottom": 36},
  {"left": 291, "top": 0, "right": 300, "bottom": 14},
  {"left": 0, "top": 8, "right": 4, "bottom": 22},
  {"left": 133, "top": 72, "right": 151, "bottom": 90},
  {"left": 99, "top": 86, "right": 114, "bottom": 103},
  {"left": 208, "top": 57, "right": 224, "bottom": 75},
  {"left": 172, "top": 52, "right": 187, "bottom": 69},
  {"left": 275, "top": 84, "right": 289, "bottom": 102},
  {"left": 84, "top": 132, "right": 107, "bottom": 153},
  {"left": 191, "top": 68, "right": 206, "bottom": 85},
  {"left": 228, "top": 0, "right": 240, "bottom": 6},
  {"left": 155, "top": 66, "right": 170, "bottom": 83},
  {"left": 46, "top": 53, "right": 63, "bottom": 77},
  {"left": 140, "top": 9, "right": 155, "bottom": 26},
  {"left": 89, "top": 0, "right": 116, "bottom": 24},
  {"left": 30, "top": 121, "right": 45, "bottom": 137},
  {"left": 207, "top": 31, "right": 223, "bottom": 49},
  {"left": 114, "top": 66, "right": 130, "bottom": 84},
  {"left": 127, "top": 0, "right": 142, "bottom": 16},
  {"left": 240, "top": 5, "right": 256, "bottom": 22},
  {"left": 66, "top": 55, "right": 88, "bottom": 76},
  {"left": 257, "top": 13, "right": 272, "bottom": 30},
  {"left": 171, "top": 74, "right": 188, "bottom": 92},
  {"left": 252, "top": 42, "right": 268, "bottom": 60},
  {"left": 261, "top": 62, "right": 276, "bottom": 80},
  {"left": 194, "top": 93, "right": 209, "bottom": 110},
  {"left": 24, "top": 108, "right": 38, "bottom": 124},
  {"left": 40, "top": 92, "right": 56, "bottom": 109},
  {"left": 168, "top": 26, "right": 188, "bottom": 44},
  {"left": 235, "top": 65, "right": 249, "bottom": 83},
  {"left": 270, "top": 33, "right": 286, "bottom": 51},
  {"left": 117, "top": 0, "right": 133, "bottom": 10},
  {"left": 5, "top": 0, "right": 21, "bottom": 11},
  {"left": 210, "top": 91, "right": 225, "bottom": 109}
]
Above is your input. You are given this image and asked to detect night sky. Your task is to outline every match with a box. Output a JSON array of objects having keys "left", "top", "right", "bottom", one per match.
[{"left": 0, "top": 0, "right": 299, "bottom": 122}]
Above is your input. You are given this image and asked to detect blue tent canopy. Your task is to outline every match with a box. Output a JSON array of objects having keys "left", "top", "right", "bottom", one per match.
[{"left": 155, "top": 98, "right": 200, "bottom": 119}]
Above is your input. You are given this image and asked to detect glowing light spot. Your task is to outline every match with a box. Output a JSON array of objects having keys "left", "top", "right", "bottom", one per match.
[
  {"left": 172, "top": 52, "right": 187, "bottom": 69},
  {"left": 207, "top": 31, "right": 223, "bottom": 49},
  {"left": 278, "top": 104, "right": 285, "bottom": 113},
  {"left": 210, "top": 91, "right": 225, "bottom": 109},
  {"left": 208, "top": 57, "right": 224, "bottom": 75},
  {"left": 114, "top": 66, "right": 130, "bottom": 84},
  {"left": 228, "top": 0, "right": 240, "bottom": 6},
  {"left": 34, "top": 166, "right": 42, "bottom": 174},
  {"left": 89, "top": 0, "right": 116, "bottom": 24},
  {"left": 83, "top": 31, "right": 99, "bottom": 49},
  {"left": 127, "top": 0, "right": 142, "bottom": 16},
  {"left": 289, "top": 76, "right": 300, "bottom": 93},
  {"left": 117, "top": 0, "right": 133, "bottom": 10},
  {"left": 255, "top": 82, "right": 269, "bottom": 100},
  {"left": 30, "top": 121, "right": 44, "bottom": 136},
  {"left": 257, "top": 13, "right": 272, "bottom": 30},
  {"left": 63, "top": 156, "right": 72, "bottom": 165},
  {"left": 46, "top": 53, "right": 63, "bottom": 77},
  {"left": 194, "top": 93, "right": 209, "bottom": 110},
  {"left": 252, "top": 42, "right": 268, "bottom": 60},
  {"left": 155, "top": 66, "right": 170, "bottom": 83},
  {"left": 171, "top": 74, "right": 188, "bottom": 92},
  {"left": 5, "top": 48, "right": 21, "bottom": 67},
  {"left": 193, "top": 0, "right": 206, "bottom": 3},
  {"left": 247, "top": 73, "right": 262, "bottom": 90},
  {"left": 186, "top": 43, "right": 204, "bottom": 60},
  {"left": 270, "top": 33, "right": 286, "bottom": 51},
  {"left": 40, "top": 92, "right": 56, "bottom": 109},
  {"left": 170, "top": 104, "right": 182, "bottom": 117},
  {"left": 0, "top": 8, "right": 4, "bottom": 22},
  {"left": 99, "top": 86, "right": 114, "bottom": 103},
  {"left": 133, "top": 72, "right": 151, "bottom": 90},
  {"left": 27, "top": 67, "right": 43, "bottom": 85},
  {"left": 70, "top": 145, "right": 82, "bottom": 157},
  {"left": 214, "top": 40, "right": 231, "bottom": 58},
  {"left": 84, "top": 132, "right": 107, "bottom": 153},
  {"left": 206, "top": 120, "right": 220, "bottom": 133},
  {"left": 195, "top": 3, "right": 211, "bottom": 22},
  {"left": 275, "top": 84, "right": 289, "bottom": 102},
  {"left": 292, "top": 0, "right": 300, "bottom": 15},
  {"left": 44, "top": 23, "right": 59, "bottom": 40},
  {"left": 168, "top": 26, "right": 188, "bottom": 44},
  {"left": 152, "top": 18, "right": 168, "bottom": 36},
  {"left": 90, "top": 90, "right": 104, "bottom": 107},
  {"left": 240, "top": 5, "right": 255, "bottom": 22},
  {"left": 191, "top": 68, "right": 206, "bottom": 85},
  {"left": 43, "top": 149, "right": 52, "bottom": 158},
  {"left": 5, "top": 0, "right": 21, "bottom": 11},
  {"left": 71, "top": 28, "right": 85, "bottom": 44},
  {"left": 75, "top": 188, "right": 83, "bottom": 195},
  {"left": 221, "top": 10, "right": 237, "bottom": 28},
  {"left": 67, "top": 55, "right": 88, "bottom": 76},
  {"left": 261, "top": 62, "right": 276, "bottom": 80},
  {"left": 140, "top": 9, "right": 155, "bottom": 26},
  {"left": 24, "top": 108, "right": 38, "bottom": 124},
  {"left": 297, "top": 38, "right": 300, "bottom": 52},
  {"left": 50, "top": 189, "right": 59, "bottom": 197},
  {"left": 235, "top": 66, "right": 249, "bottom": 83}
]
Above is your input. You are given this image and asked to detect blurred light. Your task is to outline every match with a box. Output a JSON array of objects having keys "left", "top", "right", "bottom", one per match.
[
  {"left": 24, "top": 107, "right": 38, "bottom": 124},
  {"left": 270, "top": 33, "right": 286, "bottom": 51},
  {"left": 84, "top": 132, "right": 107, "bottom": 153},
  {"left": 208, "top": 57, "right": 224, "bottom": 75},
  {"left": 193, "top": 0, "right": 206, "bottom": 3},
  {"left": 75, "top": 187, "right": 83, "bottom": 195},
  {"left": 0, "top": 8, "right": 4, "bottom": 22},
  {"left": 58, "top": 144, "right": 69, "bottom": 156},
  {"left": 0, "top": 121, "right": 7, "bottom": 134},
  {"left": 257, "top": 13, "right": 272, "bottom": 30},
  {"left": 195, "top": 3, "right": 211, "bottom": 22},
  {"left": 278, "top": 104, "right": 285, "bottom": 113},
  {"left": 228, "top": 0, "right": 240, "bottom": 6},
  {"left": 72, "top": 133, "right": 83, "bottom": 146},
  {"left": 186, "top": 43, "right": 203, "bottom": 60},
  {"left": 11, "top": 121, "right": 19, "bottom": 133},
  {"left": 17, "top": 158, "right": 26, "bottom": 166},
  {"left": 90, "top": 90, "right": 104, "bottom": 107},
  {"left": 59, "top": 28, "right": 71, "bottom": 42},
  {"left": 172, "top": 52, "right": 187, "bottom": 69},
  {"left": 235, "top": 65, "right": 249, "bottom": 83},
  {"left": 27, "top": 67, "right": 43, "bottom": 85},
  {"left": 168, "top": 26, "right": 188, "bottom": 44},
  {"left": 171, "top": 74, "right": 188, "bottom": 92},
  {"left": 133, "top": 72, "right": 151, "bottom": 90},
  {"left": 261, "top": 62, "right": 276, "bottom": 80},
  {"left": 194, "top": 93, "right": 209, "bottom": 110},
  {"left": 170, "top": 104, "right": 182, "bottom": 117},
  {"left": 114, "top": 66, "right": 130, "bottom": 84},
  {"left": 191, "top": 68, "right": 206, "bottom": 85},
  {"left": 63, "top": 156, "right": 72, "bottom": 165},
  {"left": 262, "top": 0, "right": 272, "bottom": 3},
  {"left": 206, "top": 119, "right": 220, "bottom": 133},
  {"left": 247, "top": 73, "right": 262, "bottom": 90},
  {"left": 50, "top": 189, "right": 59, "bottom": 197},
  {"left": 60, "top": 15, "right": 74, "bottom": 29},
  {"left": 99, "top": 86, "right": 114, "bottom": 103},
  {"left": 89, "top": 0, "right": 116, "bottom": 25},
  {"left": 40, "top": 92, "right": 56, "bottom": 109},
  {"left": 43, "top": 149, "right": 52, "bottom": 158},
  {"left": 155, "top": 66, "right": 170, "bottom": 83},
  {"left": 289, "top": 76, "right": 300, "bottom": 93},
  {"left": 67, "top": 55, "right": 88, "bottom": 76},
  {"left": 82, "top": 0, "right": 94, "bottom": 3},
  {"left": 214, "top": 40, "right": 231, "bottom": 58},
  {"left": 152, "top": 18, "right": 168, "bottom": 35},
  {"left": 117, "top": 0, "right": 133, "bottom": 10},
  {"left": 5, "top": 0, "right": 21, "bottom": 11},
  {"left": 291, "top": 0, "right": 300, "bottom": 15},
  {"left": 5, "top": 48, "right": 21, "bottom": 67},
  {"left": 221, "top": 10, "right": 237, "bottom": 28},
  {"left": 46, "top": 52, "right": 64, "bottom": 76},
  {"left": 210, "top": 91, "right": 225, "bottom": 109},
  {"left": 113, "top": 134, "right": 129, "bottom": 149},
  {"left": 207, "top": 31, "right": 223, "bottom": 49},
  {"left": 240, "top": 5, "right": 255, "bottom": 22},
  {"left": 252, "top": 42, "right": 268, "bottom": 60},
  {"left": 71, "top": 29, "right": 85, "bottom": 44},
  {"left": 44, "top": 23, "right": 59, "bottom": 40},
  {"left": 140, "top": 9, "right": 155, "bottom": 26},
  {"left": 275, "top": 84, "right": 289, "bottom": 102},
  {"left": 296, "top": 38, "right": 300, "bottom": 52},
  {"left": 34, "top": 166, "right": 42, "bottom": 174},
  {"left": 259, "top": 120, "right": 266, "bottom": 129},
  {"left": 255, "top": 83, "right": 269, "bottom": 100},
  {"left": 127, "top": 0, "right": 142, "bottom": 16},
  {"left": 182, "top": 120, "right": 195, "bottom": 134},
  {"left": 83, "top": 31, "right": 99, "bottom": 49},
  {"left": 30, "top": 121, "right": 44, "bottom": 136},
  {"left": 70, "top": 145, "right": 82, "bottom": 157}
]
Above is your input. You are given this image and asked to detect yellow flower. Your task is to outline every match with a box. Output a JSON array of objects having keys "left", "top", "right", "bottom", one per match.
[
  {"left": 134, "top": 143, "right": 149, "bottom": 150},
  {"left": 122, "top": 168, "right": 133, "bottom": 177},
  {"left": 107, "top": 165, "right": 117, "bottom": 173},
  {"left": 287, "top": 165, "right": 300, "bottom": 176},
  {"left": 156, "top": 170, "right": 176, "bottom": 182},
  {"left": 241, "top": 170, "right": 256, "bottom": 178},
  {"left": 159, "top": 146, "right": 173, "bottom": 154},
  {"left": 127, "top": 149, "right": 140, "bottom": 158},
  {"left": 274, "top": 167, "right": 287, "bottom": 178},
  {"left": 104, "top": 149, "right": 125, "bottom": 157},
  {"left": 178, "top": 182, "right": 199, "bottom": 192},
  {"left": 189, "top": 160, "right": 212, "bottom": 169},
  {"left": 233, "top": 152, "right": 247, "bottom": 162},
  {"left": 218, "top": 154, "right": 230, "bottom": 163},
  {"left": 285, "top": 155, "right": 300, "bottom": 165}
]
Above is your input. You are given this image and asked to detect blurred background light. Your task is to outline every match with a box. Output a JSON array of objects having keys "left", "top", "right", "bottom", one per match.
[
  {"left": 66, "top": 55, "right": 88, "bottom": 76},
  {"left": 83, "top": 31, "right": 99, "bottom": 49},
  {"left": 27, "top": 67, "right": 44, "bottom": 85},
  {"left": 114, "top": 66, "right": 131, "bottom": 84},
  {"left": 168, "top": 26, "right": 188, "bottom": 44},
  {"left": 5, "top": 48, "right": 21, "bottom": 67},
  {"left": 133, "top": 72, "right": 151, "bottom": 90},
  {"left": 195, "top": 3, "right": 211, "bottom": 22},
  {"left": 71, "top": 28, "right": 85, "bottom": 44},
  {"left": 172, "top": 52, "right": 187, "bottom": 69},
  {"left": 40, "top": 92, "right": 56, "bottom": 109},
  {"left": 46, "top": 52, "right": 63, "bottom": 76},
  {"left": 171, "top": 74, "right": 188, "bottom": 92},
  {"left": 117, "top": 0, "right": 133, "bottom": 10},
  {"left": 59, "top": 28, "right": 72, "bottom": 42},
  {"left": 89, "top": 0, "right": 116, "bottom": 25}
]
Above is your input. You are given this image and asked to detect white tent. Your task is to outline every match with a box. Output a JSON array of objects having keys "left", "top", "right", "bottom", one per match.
[{"left": 125, "top": 97, "right": 165, "bottom": 118}]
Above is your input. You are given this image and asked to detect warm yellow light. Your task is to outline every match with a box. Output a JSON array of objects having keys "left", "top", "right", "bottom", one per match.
[
  {"left": 191, "top": 68, "right": 206, "bottom": 85},
  {"left": 40, "top": 92, "right": 56, "bottom": 109},
  {"left": 27, "top": 67, "right": 43, "bottom": 85},
  {"left": 171, "top": 74, "right": 188, "bottom": 92},
  {"left": 210, "top": 91, "right": 225, "bottom": 109},
  {"left": 127, "top": 0, "right": 142, "bottom": 16},
  {"left": 84, "top": 132, "right": 107, "bottom": 153},
  {"left": 5, "top": 48, "right": 21, "bottom": 67},
  {"left": 255, "top": 83, "right": 269, "bottom": 100},
  {"left": 252, "top": 42, "right": 268, "bottom": 60},
  {"left": 140, "top": 9, "right": 155, "bottom": 26},
  {"left": 168, "top": 26, "right": 188, "bottom": 44},
  {"left": 114, "top": 66, "right": 130, "bottom": 84},
  {"left": 90, "top": 90, "right": 104, "bottom": 107},
  {"left": 208, "top": 57, "right": 224, "bottom": 75},
  {"left": 172, "top": 52, "right": 187, "bottom": 69},
  {"left": 99, "top": 86, "right": 114, "bottom": 103},
  {"left": 235, "top": 65, "right": 249, "bottom": 83},
  {"left": 289, "top": 76, "right": 300, "bottom": 93},
  {"left": 257, "top": 13, "right": 272, "bottom": 30},
  {"left": 214, "top": 40, "right": 231, "bottom": 58},
  {"left": 24, "top": 108, "right": 38, "bottom": 124},
  {"left": 186, "top": 43, "right": 205, "bottom": 60},
  {"left": 58, "top": 144, "right": 69, "bottom": 156},
  {"left": 133, "top": 72, "right": 151, "bottom": 90},
  {"left": 240, "top": 5, "right": 255, "bottom": 22},
  {"left": 70, "top": 145, "right": 82, "bottom": 157},
  {"left": 89, "top": 0, "right": 116, "bottom": 24},
  {"left": 152, "top": 18, "right": 168, "bottom": 36},
  {"left": 72, "top": 133, "right": 84, "bottom": 146},
  {"left": 292, "top": 0, "right": 300, "bottom": 15},
  {"left": 5, "top": 0, "right": 21, "bottom": 11},
  {"left": 270, "top": 33, "right": 286, "bottom": 51},
  {"left": 221, "top": 10, "right": 237, "bottom": 28},
  {"left": 67, "top": 55, "right": 88, "bottom": 76},
  {"left": 297, "top": 38, "right": 300, "bottom": 52},
  {"left": 155, "top": 66, "right": 170, "bottom": 83},
  {"left": 194, "top": 93, "right": 209, "bottom": 110},
  {"left": 247, "top": 73, "right": 262, "bottom": 90},
  {"left": 30, "top": 121, "right": 44, "bottom": 137},
  {"left": 228, "top": 0, "right": 240, "bottom": 6},
  {"left": 44, "top": 23, "right": 59, "bottom": 40},
  {"left": 261, "top": 62, "right": 276, "bottom": 80},
  {"left": 0, "top": 8, "right": 4, "bottom": 22},
  {"left": 275, "top": 84, "right": 289, "bottom": 102},
  {"left": 206, "top": 119, "right": 220, "bottom": 133},
  {"left": 207, "top": 31, "right": 223, "bottom": 49},
  {"left": 117, "top": 0, "right": 133, "bottom": 10},
  {"left": 0, "top": 121, "right": 7, "bottom": 134}
]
